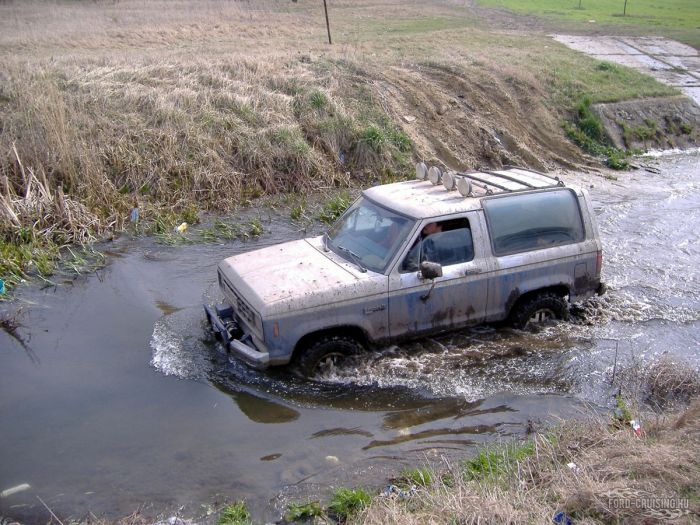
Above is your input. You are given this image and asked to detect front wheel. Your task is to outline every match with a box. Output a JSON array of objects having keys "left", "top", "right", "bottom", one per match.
[
  {"left": 509, "top": 292, "right": 568, "bottom": 330},
  {"left": 296, "top": 335, "right": 363, "bottom": 378}
]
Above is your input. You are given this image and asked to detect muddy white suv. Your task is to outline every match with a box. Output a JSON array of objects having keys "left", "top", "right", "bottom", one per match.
[{"left": 205, "top": 164, "right": 605, "bottom": 376}]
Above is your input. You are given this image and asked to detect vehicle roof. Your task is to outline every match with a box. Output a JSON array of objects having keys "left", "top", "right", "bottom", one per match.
[{"left": 363, "top": 167, "right": 572, "bottom": 219}]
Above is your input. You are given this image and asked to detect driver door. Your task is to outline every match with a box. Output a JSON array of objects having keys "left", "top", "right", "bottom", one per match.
[{"left": 387, "top": 214, "right": 489, "bottom": 339}]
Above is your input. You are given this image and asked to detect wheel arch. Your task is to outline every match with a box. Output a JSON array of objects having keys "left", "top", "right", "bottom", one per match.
[
  {"left": 292, "top": 325, "right": 369, "bottom": 362},
  {"left": 506, "top": 284, "right": 570, "bottom": 318}
]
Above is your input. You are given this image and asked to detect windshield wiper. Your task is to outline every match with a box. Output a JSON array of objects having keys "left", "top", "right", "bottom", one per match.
[{"left": 337, "top": 245, "right": 367, "bottom": 273}]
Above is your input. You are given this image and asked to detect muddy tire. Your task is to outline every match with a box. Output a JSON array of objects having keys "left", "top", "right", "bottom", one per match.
[
  {"left": 297, "top": 335, "right": 363, "bottom": 378},
  {"left": 509, "top": 292, "right": 568, "bottom": 330}
]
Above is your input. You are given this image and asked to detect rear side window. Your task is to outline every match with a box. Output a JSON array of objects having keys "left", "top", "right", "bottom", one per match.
[{"left": 483, "top": 189, "right": 584, "bottom": 256}]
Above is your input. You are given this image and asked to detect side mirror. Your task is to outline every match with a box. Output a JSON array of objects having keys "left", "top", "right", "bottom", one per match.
[{"left": 420, "top": 261, "right": 443, "bottom": 280}]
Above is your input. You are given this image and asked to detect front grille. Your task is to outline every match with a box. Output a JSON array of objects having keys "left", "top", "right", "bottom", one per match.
[
  {"left": 231, "top": 287, "right": 255, "bottom": 325},
  {"left": 220, "top": 271, "right": 256, "bottom": 327}
]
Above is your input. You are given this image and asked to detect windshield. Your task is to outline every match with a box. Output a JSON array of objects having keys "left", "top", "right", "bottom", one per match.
[{"left": 327, "top": 197, "right": 415, "bottom": 273}]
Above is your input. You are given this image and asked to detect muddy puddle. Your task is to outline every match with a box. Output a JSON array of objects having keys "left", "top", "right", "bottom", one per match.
[{"left": 1, "top": 152, "right": 699, "bottom": 524}]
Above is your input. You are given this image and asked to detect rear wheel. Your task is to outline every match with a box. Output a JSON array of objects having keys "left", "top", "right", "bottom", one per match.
[
  {"left": 509, "top": 292, "right": 568, "bottom": 330},
  {"left": 296, "top": 335, "right": 363, "bottom": 378}
]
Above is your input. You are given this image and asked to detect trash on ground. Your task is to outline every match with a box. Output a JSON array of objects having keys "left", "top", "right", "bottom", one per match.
[
  {"left": 552, "top": 510, "right": 573, "bottom": 524},
  {"left": 176, "top": 222, "right": 188, "bottom": 234},
  {"left": 153, "top": 516, "right": 194, "bottom": 525},
  {"left": 566, "top": 462, "right": 580, "bottom": 473},
  {"left": 0, "top": 484, "right": 31, "bottom": 498},
  {"left": 380, "top": 484, "right": 417, "bottom": 499},
  {"left": 630, "top": 419, "right": 642, "bottom": 436}
]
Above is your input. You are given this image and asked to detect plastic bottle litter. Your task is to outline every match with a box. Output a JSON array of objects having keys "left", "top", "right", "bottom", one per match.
[
  {"left": 0, "top": 483, "right": 31, "bottom": 498},
  {"left": 552, "top": 511, "right": 572, "bottom": 524},
  {"left": 380, "top": 484, "right": 417, "bottom": 499},
  {"left": 153, "top": 517, "right": 193, "bottom": 525},
  {"left": 130, "top": 207, "right": 139, "bottom": 223},
  {"left": 630, "top": 420, "right": 642, "bottom": 436},
  {"left": 0, "top": 279, "right": 5, "bottom": 295}
]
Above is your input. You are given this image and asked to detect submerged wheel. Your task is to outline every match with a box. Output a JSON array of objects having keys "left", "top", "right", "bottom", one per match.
[
  {"left": 509, "top": 292, "right": 569, "bottom": 330},
  {"left": 296, "top": 335, "right": 363, "bottom": 378}
]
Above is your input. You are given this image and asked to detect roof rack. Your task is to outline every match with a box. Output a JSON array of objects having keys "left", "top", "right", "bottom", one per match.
[{"left": 415, "top": 162, "right": 564, "bottom": 197}]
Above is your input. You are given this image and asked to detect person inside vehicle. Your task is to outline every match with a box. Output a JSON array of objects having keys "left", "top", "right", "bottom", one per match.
[{"left": 401, "top": 222, "right": 443, "bottom": 271}]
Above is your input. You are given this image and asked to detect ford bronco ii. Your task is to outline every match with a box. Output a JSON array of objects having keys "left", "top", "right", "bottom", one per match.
[{"left": 205, "top": 163, "right": 605, "bottom": 376}]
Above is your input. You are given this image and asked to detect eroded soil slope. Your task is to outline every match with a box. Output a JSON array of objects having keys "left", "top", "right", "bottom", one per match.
[{"left": 370, "top": 62, "right": 585, "bottom": 171}]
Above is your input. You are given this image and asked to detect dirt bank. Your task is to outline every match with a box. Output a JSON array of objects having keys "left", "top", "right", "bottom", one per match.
[{"left": 593, "top": 96, "right": 700, "bottom": 151}]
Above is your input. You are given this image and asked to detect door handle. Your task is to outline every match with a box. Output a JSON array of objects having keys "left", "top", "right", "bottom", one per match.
[{"left": 464, "top": 268, "right": 481, "bottom": 276}]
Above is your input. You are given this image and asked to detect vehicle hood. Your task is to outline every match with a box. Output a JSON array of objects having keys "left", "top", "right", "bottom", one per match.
[{"left": 218, "top": 237, "right": 387, "bottom": 317}]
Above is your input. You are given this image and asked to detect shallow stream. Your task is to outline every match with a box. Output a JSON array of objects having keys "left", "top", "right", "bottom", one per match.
[{"left": 1, "top": 152, "right": 699, "bottom": 524}]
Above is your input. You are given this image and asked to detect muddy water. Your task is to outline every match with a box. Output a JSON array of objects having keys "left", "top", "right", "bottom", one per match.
[{"left": 1, "top": 152, "right": 699, "bottom": 524}]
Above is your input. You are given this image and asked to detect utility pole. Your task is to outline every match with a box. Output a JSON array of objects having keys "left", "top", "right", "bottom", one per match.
[{"left": 323, "top": 0, "right": 332, "bottom": 44}]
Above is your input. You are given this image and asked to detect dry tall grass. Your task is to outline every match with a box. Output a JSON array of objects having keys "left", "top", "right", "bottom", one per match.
[
  {"left": 355, "top": 401, "right": 700, "bottom": 524},
  {"left": 614, "top": 354, "right": 700, "bottom": 411},
  {"left": 0, "top": 49, "right": 412, "bottom": 244},
  {"left": 0, "top": 0, "right": 675, "bottom": 252}
]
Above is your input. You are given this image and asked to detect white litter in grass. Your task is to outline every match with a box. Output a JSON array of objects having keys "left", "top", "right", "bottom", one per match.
[{"left": 0, "top": 484, "right": 31, "bottom": 498}]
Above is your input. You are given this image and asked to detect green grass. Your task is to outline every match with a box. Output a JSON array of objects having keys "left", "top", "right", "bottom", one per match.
[
  {"left": 540, "top": 54, "right": 678, "bottom": 108},
  {"left": 614, "top": 394, "right": 634, "bottom": 424},
  {"left": 285, "top": 501, "right": 324, "bottom": 522},
  {"left": 328, "top": 487, "right": 372, "bottom": 521},
  {"left": 564, "top": 95, "right": 631, "bottom": 169},
  {"left": 0, "top": 239, "right": 58, "bottom": 286},
  {"left": 475, "top": 0, "right": 700, "bottom": 48},
  {"left": 462, "top": 440, "right": 535, "bottom": 482},
  {"left": 318, "top": 192, "right": 352, "bottom": 224},
  {"left": 218, "top": 502, "right": 252, "bottom": 525},
  {"left": 0, "top": 239, "right": 104, "bottom": 294},
  {"left": 400, "top": 467, "right": 435, "bottom": 487}
]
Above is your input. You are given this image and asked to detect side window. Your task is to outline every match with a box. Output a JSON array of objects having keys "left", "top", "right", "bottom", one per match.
[
  {"left": 400, "top": 218, "right": 474, "bottom": 272},
  {"left": 483, "top": 189, "right": 584, "bottom": 256}
]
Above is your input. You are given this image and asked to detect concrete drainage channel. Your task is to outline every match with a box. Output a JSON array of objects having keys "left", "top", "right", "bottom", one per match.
[{"left": 553, "top": 35, "right": 700, "bottom": 105}]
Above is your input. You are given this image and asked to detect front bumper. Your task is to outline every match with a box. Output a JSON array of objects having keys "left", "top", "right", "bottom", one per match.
[{"left": 204, "top": 304, "right": 270, "bottom": 369}]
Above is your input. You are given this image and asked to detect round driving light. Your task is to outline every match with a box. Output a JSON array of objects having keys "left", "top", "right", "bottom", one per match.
[
  {"left": 415, "top": 162, "right": 428, "bottom": 180},
  {"left": 443, "top": 171, "right": 457, "bottom": 191},
  {"left": 428, "top": 166, "right": 442, "bottom": 185},
  {"left": 457, "top": 177, "right": 473, "bottom": 197}
]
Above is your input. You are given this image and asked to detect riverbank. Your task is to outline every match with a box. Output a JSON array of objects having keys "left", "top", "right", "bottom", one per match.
[
  {"left": 72, "top": 390, "right": 700, "bottom": 524},
  {"left": 209, "top": 358, "right": 700, "bottom": 525},
  {"left": 350, "top": 363, "right": 700, "bottom": 524}
]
